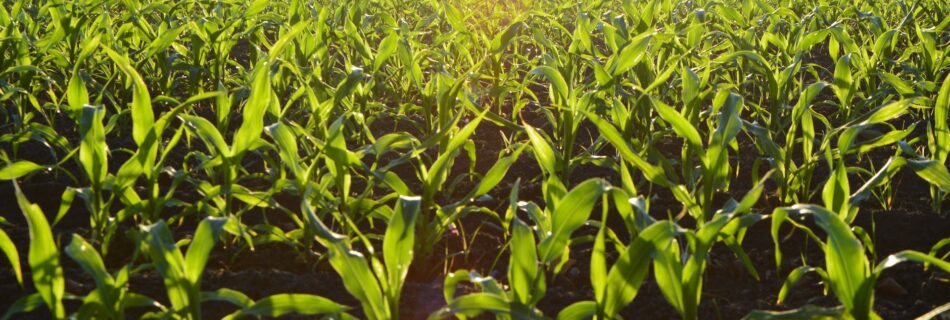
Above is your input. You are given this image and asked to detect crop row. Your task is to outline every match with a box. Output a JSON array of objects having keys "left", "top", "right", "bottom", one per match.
[{"left": 1, "top": 0, "right": 949, "bottom": 319}]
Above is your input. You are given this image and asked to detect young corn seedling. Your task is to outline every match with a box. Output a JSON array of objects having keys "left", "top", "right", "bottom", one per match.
[
  {"left": 696, "top": 91, "right": 746, "bottom": 221},
  {"left": 434, "top": 179, "right": 611, "bottom": 319},
  {"left": 77, "top": 104, "right": 110, "bottom": 242},
  {"left": 179, "top": 24, "right": 307, "bottom": 217},
  {"left": 558, "top": 187, "right": 681, "bottom": 320},
  {"left": 650, "top": 173, "right": 771, "bottom": 320},
  {"left": 558, "top": 220, "right": 682, "bottom": 320},
  {"left": 140, "top": 217, "right": 228, "bottom": 319},
  {"left": 525, "top": 64, "right": 579, "bottom": 182},
  {"left": 759, "top": 204, "right": 950, "bottom": 320},
  {"left": 302, "top": 183, "right": 421, "bottom": 320},
  {"left": 413, "top": 111, "right": 526, "bottom": 261},
  {"left": 65, "top": 234, "right": 166, "bottom": 319},
  {"left": 745, "top": 82, "right": 829, "bottom": 204},
  {"left": 139, "top": 217, "right": 349, "bottom": 320},
  {"left": 104, "top": 49, "right": 225, "bottom": 226},
  {"left": 516, "top": 178, "right": 609, "bottom": 270},
  {"left": 180, "top": 61, "right": 274, "bottom": 217},
  {"left": 430, "top": 217, "right": 546, "bottom": 320},
  {"left": 592, "top": 89, "right": 747, "bottom": 223}
]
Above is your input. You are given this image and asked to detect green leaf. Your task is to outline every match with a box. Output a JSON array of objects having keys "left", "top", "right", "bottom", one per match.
[
  {"left": 524, "top": 124, "right": 559, "bottom": 176},
  {"left": 509, "top": 218, "right": 541, "bottom": 306},
  {"left": 304, "top": 193, "right": 387, "bottom": 319},
  {"left": 1, "top": 293, "right": 46, "bottom": 320},
  {"left": 184, "top": 217, "right": 227, "bottom": 284},
  {"left": 232, "top": 61, "right": 272, "bottom": 157},
  {"left": 653, "top": 237, "right": 684, "bottom": 315},
  {"left": 777, "top": 205, "right": 869, "bottom": 312},
  {"left": 588, "top": 113, "right": 670, "bottom": 186},
  {"left": 490, "top": 22, "right": 525, "bottom": 53},
  {"left": 538, "top": 179, "right": 607, "bottom": 264},
  {"left": 557, "top": 301, "right": 597, "bottom": 320},
  {"left": 879, "top": 72, "right": 915, "bottom": 96},
  {"left": 832, "top": 54, "right": 853, "bottom": 105},
  {"left": 821, "top": 161, "right": 850, "bottom": 219},
  {"left": 591, "top": 212, "right": 608, "bottom": 305},
  {"left": 681, "top": 67, "right": 701, "bottom": 105},
  {"left": 703, "top": 92, "right": 744, "bottom": 206},
  {"left": 654, "top": 99, "right": 702, "bottom": 150},
  {"left": 0, "top": 228, "right": 22, "bottom": 286},
  {"left": 609, "top": 32, "right": 653, "bottom": 77},
  {"left": 143, "top": 26, "right": 184, "bottom": 59},
  {"left": 143, "top": 221, "right": 191, "bottom": 314},
  {"left": 201, "top": 288, "right": 253, "bottom": 309},
  {"left": 862, "top": 99, "right": 912, "bottom": 125},
  {"left": 13, "top": 182, "right": 65, "bottom": 318},
  {"left": 227, "top": 294, "right": 349, "bottom": 319},
  {"left": 66, "top": 72, "right": 88, "bottom": 113},
  {"left": 267, "top": 22, "right": 308, "bottom": 63},
  {"left": 906, "top": 158, "right": 950, "bottom": 192},
  {"left": 246, "top": 0, "right": 269, "bottom": 15},
  {"left": 79, "top": 105, "right": 108, "bottom": 187},
  {"left": 374, "top": 32, "right": 399, "bottom": 72},
  {"left": 0, "top": 161, "right": 45, "bottom": 180},
  {"left": 335, "top": 67, "right": 365, "bottom": 106},
  {"left": 529, "top": 66, "right": 570, "bottom": 106},
  {"left": 473, "top": 145, "right": 526, "bottom": 197},
  {"left": 603, "top": 221, "right": 678, "bottom": 317},
  {"left": 875, "top": 250, "right": 950, "bottom": 275},
  {"left": 53, "top": 188, "right": 76, "bottom": 226},
  {"left": 434, "top": 293, "right": 512, "bottom": 319},
  {"left": 265, "top": 121, "right": 304, "bottom": 179},
  {"left": 838, "top": 99, "right": 913, "bottom": 153},
  {"left": 871, "top": 29, "right": 897, "bottom": 60},
  {"left": 442, "top": 3, "right": 469, "bottom": 34},
  {"left": 426, "top": 113, "right": 485, "bottom": 191},
  {"left": 103, "top": 48, "right": 154, "bottom": 147},
  {"left": 181, "top": 115, "right": 230, "bottom": 156},
  {"left": 777, "top": 266, "right": 817, "bottom": 304},
  {"left": 849, "top": 156, "right": 905, "bottom": 208},
  {"left": 64, "top": 234, "right": 112, "bottom": 294},
  {"left": 382, "top": 195, "right": 420, "bottom": 302},
  {"left": 935, "top": 72, "right": 950, "bottom": 163}
]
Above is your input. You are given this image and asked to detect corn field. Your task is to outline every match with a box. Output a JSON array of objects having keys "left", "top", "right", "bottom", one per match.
[{"left": 1, "top": 0, "right": 950, "bottom": 318}]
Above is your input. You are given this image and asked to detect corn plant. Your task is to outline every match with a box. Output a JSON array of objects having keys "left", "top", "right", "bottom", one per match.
[
  {"left": 558, "top": 206, "right": 681, "bottom": 320},
  {"left": 77, "top": 104, "right": 110, "bottom": 241},
  {"left": 650, "top": 173, "right": 771, "bottom": 320},
  {"left": 140, "top": 217, "right": 228, "bottom": 319},
  {"left": 3, "top": 0, "right": 950, "bottom": 318},
  {"left": 301, "top": 182, "right": 421, "bottom": 320},
  {"left": 591, "top": 89, "right": 747, "bottom": 222},
  {"left": 431, "top": 217, "right": 546, "bottom": 320},
  {"left": 435, "top": 179, "right": 628, "bottom": 319},
  {"left": 745, "top": 82, "right": 828, "bottom": 203},
  {"left": 760, "top": 204, "right": 950, "bottom": 320},
  {"left": 515, "top": 178, "right": 609, "bottom": 270},
  {"left": 180, "top": 61, "right": 274, "bottom": 217},
  {"left": 65, "top": 234, "right": 165, "bottom": 319}
]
